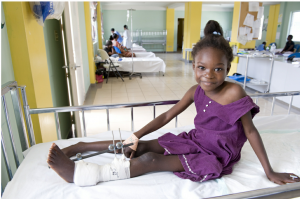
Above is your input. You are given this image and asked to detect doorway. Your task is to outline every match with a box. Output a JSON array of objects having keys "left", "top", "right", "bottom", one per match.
[{"left": 177, "top": 18, "right": 184, "bottom": 52}]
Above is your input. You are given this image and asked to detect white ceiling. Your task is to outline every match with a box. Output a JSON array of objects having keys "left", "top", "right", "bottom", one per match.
[{"left": 101, "top": 1, "right": 280, "bottom": 11}]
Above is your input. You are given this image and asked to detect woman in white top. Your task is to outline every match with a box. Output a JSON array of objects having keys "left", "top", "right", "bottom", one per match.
[{"left": 123, "top": 25, "right": 132, "bottom": 49}]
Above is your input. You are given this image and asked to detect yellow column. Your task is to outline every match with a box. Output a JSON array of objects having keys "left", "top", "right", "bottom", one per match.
[
  {"left": 3, "top": 2, "right": 57, "bottom": 143},
  {"left": 84, "top": 2, "right": 96, "bottom": 84},
  {"left": 97, "top": 2, "right": 103, "bottom": 50},
  {"left": 182, "top": 2, "right": 190, "bottom": 59},
  {"left": 166, "top": 8, "right": 175, "bottom": 52},
  {"left": 182, "top": 2, "right": 202, "bottom": 61},
  {"left": 229, "top": 2, "right": 241, "bottom": 76},
  {"left": 265, "top": 4, "right": 280, "bottom": 46}
]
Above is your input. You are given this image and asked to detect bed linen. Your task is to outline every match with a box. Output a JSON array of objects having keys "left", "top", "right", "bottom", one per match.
[
  {"left": 2, "top": 115, "right": 300, "bottom": 199},
  {"left": 116, "top": 57, "right": 166, "bottom": 73},
  {"left": 135, "top": 52, "right": 156, "bottom": 58}
]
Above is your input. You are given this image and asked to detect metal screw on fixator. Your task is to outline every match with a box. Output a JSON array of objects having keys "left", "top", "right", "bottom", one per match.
[
  {"left": 116, "top": 142, "right": 123, "bottom": 149},
  {"left": 76, "top": 153, "right": 82, "bottom": 160},
  {"left": 108, "top": 144, "right": 115, "bottom": 151}
]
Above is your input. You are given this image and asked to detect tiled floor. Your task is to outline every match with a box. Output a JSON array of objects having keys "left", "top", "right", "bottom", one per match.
[{"left": 83, "top": 53, "right": 299, "bottom": 136}]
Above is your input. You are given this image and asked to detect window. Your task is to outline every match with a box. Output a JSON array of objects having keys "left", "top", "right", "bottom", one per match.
[{"left": 289, "top": 11, "right": 300, "bottom": 41}]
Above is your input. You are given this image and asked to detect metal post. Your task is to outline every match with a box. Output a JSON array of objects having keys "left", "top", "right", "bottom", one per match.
[
  {"left": 288, "top": 95, "right": 294, "bottom": 115},
  {"left": 2, "top": 95, "right": 20, "bottom": 167},
  {"left": 81, "top": 110, "right": 87, "bottom": 137},
  {"left": 55, "top": 112, "right": 62, "bottom": 140},
  {"left": 19, "top": 86, "right": 36, "bottom": 146},
  {"left": 153, "top": 104, "right": 156, "bottom": 119},
  {"left": 271, "top": 97, "right": 275, "bottom": 116},
  {"left": 131, "top": 107, "right": 134, "bottom": 132},
  {"left": 266, "top": 56, "right": 275, "bottom": 93},
  {"left": 1, "top": 130, "right": 13, "bottom": 180},
  {"left": 243, "top": 56, "right": 249, "bottom": 89},
  {"left": 106, "top": 109, "right": 110, "bottom": 131},
  {"left": 175, "top": 115, "right": 178, "bottom": 128},
  {"left": 10, "top": 88, "right": 29, "bottom": 150},
  {"left": 255, "top": 98, "right": 258, "bottom": 104}
]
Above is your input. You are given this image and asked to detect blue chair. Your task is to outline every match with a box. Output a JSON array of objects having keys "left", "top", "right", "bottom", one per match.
[
  {"left": 257, "top": 44, "right": 265, "bottom": 51},
  {"left": 269, "top": 42, "right": 276, "bottom": 46},
  {"left": 288, "top": 53, "right": 300, "bottom": 58},
  {"left": 294, "top": 44, "right": 300, "bottom": 53}
]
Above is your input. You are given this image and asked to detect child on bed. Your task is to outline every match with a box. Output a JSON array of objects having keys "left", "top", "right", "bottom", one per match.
[{"left": 47, "top": 20, "right": 299, "bottom": 186}]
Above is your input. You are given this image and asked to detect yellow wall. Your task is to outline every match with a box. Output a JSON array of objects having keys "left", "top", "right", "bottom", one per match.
[
  {"left": 97, "top": 2, "right": 103, "bottom": 50},
  {"left": 84, "top": 2, "right": 96, "bottom": 84},
  {"left": 166, "top": 8, "right": 175, "bottom": 52},
  {"left": 182, "top": 2, "right": 202, "bottom": 61},
  {"left": 182, "top": 2, "right": 190, "bottom": 59},
  {"left": 266, "top": 4, "right": 280, "bottom": 46},
  {"left": 3, "top": 2, "right": 57, "bottom": 143},
  {"left": 231, "top": 2, "right": 241, "bottom": 43}
]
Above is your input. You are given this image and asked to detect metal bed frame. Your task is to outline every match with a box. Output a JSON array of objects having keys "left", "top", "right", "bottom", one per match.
[{"left": 1, "top": 81, "right": 300, "bottom": 198}]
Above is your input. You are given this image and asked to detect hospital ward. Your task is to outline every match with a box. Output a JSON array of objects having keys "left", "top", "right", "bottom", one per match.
[{"left": 2, "top": 1, "right": 300, "bottom": 198}]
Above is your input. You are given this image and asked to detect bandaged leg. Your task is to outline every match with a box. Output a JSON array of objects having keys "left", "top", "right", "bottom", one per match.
[{"left": 73, "top": 155, "right": 130, "bottom": 186}]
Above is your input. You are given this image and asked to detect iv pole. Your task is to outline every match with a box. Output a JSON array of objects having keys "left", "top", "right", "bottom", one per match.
[{"left": 127, "top": 8, "right": 142, "bottom": 80}]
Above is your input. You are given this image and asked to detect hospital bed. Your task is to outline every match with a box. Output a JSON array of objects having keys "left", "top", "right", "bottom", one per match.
[
  {"left": 1, "top": 81, "right": 300, "bottom": 198},
  {"left": 134, "top": 52, "right": 155, "bottom": 58},
  {"left": 115, "top": 57, "right": 166, "bottom": 74}
]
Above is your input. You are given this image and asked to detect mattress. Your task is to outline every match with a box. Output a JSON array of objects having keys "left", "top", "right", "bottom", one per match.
[
  {"left": 135, "top": 52, "right": 156, "bottom": 58},
  {"left": 2, "top": 115, "right": 300, "bottom": 199},
  {"left": 116, "top": 57, "right": 166, "bottom": 73}
]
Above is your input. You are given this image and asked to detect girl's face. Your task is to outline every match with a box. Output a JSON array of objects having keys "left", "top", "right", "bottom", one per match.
[{"left": 193, "top": 47, "right": 230, "bottom": 92}]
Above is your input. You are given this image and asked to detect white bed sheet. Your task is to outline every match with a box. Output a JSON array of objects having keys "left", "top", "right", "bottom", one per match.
[
  {"left": 117, "top": 57, "right": 166, "bottom": 73},
  {"left": 3, "top": 115, "right": 300, "bottom": 199},
  {"left": 135, "top": 52, "right": 156, "bottom": 58}
]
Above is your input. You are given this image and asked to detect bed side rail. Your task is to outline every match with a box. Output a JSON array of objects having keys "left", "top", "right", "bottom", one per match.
[
  {"left": 27, "top": 91, "right": 300, "bottom": 140},
  {"left": 208, "top": 182, "right": 300, "bottom": 199}
]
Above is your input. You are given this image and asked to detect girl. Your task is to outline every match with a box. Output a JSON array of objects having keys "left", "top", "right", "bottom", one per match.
[{"left": 47, "top": 20, "right": 299, "bottom": 186}]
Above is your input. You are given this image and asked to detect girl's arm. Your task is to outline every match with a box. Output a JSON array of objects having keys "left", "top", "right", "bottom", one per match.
[
  {"left": 241, "top": 112, "right": 300, "bottom": 185},
  {"left": 134, "top": 85, "right": 197, "bottom": 139}
]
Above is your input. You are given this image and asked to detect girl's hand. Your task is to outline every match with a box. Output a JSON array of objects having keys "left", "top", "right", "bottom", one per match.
[
  {"left": 124, "top": 146, "right": 136, "bottom": 159},
  {"left": 267, "top": 171, "right": 300, "bottom": 185}
]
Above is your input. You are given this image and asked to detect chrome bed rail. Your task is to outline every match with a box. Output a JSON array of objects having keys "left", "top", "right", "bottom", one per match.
[{"left": 1, "top": 80, "right": 300, "bottom": 198}]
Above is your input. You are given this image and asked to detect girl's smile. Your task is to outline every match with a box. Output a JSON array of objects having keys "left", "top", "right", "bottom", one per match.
[{"left": 193, "top": 47, "right": 230, "bottom": 93}]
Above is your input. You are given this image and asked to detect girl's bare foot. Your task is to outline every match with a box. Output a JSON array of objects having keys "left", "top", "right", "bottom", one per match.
[{"left": 47, "top": 143, "right": 75, "bottom": 183}]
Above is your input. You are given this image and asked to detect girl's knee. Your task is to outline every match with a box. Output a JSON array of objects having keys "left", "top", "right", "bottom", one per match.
[{"left": 139, "top": 152, "right": 160, "bottom": 164}]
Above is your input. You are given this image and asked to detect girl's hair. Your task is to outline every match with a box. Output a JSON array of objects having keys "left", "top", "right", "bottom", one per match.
[
  {"left": 113, "top": 33, "right": 118, "bottom": 39},
  {"left": 109, "top": 35, "right": 113, "bottom": 41},
  {"left": 192, "top": 20, "right": 233, "bottom": 64}
]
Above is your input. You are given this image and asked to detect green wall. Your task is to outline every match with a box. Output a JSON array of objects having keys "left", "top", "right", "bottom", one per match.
[
  {"left": 103, "top": 9, "right": 233, "bottom": 52},
  {"left": 256, "top": 2, "right": 300, "bottom": 49},
  {"left": 201, "top": 11, "right": 233, "bottom": 37},
  {"left": 78, "top": 2, "right": 91, "bottom": 93},
  {"left": 102, "top": 10, "right": 167, "bottom": 42},
  {"left": 43, "top": 19, "right": 72, "bottom": 139},
  {"left": 278, "top": 2, "right": 300, "bottom": 48},
  {"left": 1, "top": 3, "right": 24, "bottom": 190}
]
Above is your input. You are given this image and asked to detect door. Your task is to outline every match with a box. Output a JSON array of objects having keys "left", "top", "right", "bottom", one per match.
[{"left": 63, "top": 2, "right": 87, "bottom": 137}]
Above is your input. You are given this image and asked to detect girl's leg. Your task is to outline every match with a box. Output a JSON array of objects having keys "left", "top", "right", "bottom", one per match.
[
  {"left": 62, "top": 139, "right": 165, "bottom": 158},
  {"left": 47, "top": 144, "right": 183, "bottom": 183}
]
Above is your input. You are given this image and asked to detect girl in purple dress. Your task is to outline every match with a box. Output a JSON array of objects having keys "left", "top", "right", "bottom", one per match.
[{"left": 47, "top": 20, "right": 299, "bottom": 186}]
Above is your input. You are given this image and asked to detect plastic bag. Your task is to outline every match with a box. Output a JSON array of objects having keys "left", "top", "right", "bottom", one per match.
[{"left": 29, "top": 2, "right": 65, "bottom": 27}]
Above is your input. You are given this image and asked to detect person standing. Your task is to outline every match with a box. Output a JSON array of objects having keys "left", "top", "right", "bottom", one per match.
[
  {"left": 111, "top": 28, "right": 123, "bottom": 44},
  {"left": 123, "top": 25, "right": 132, "bottom": 49}
]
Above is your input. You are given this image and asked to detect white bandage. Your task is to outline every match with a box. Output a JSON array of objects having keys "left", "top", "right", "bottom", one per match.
[{"left": 73, "top": 155, "right": 130, "bottom": 187}]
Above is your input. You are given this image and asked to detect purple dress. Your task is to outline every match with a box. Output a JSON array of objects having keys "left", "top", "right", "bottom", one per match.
[{"left": 158, "top": 85, "right": 260, "bottom": 182}]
